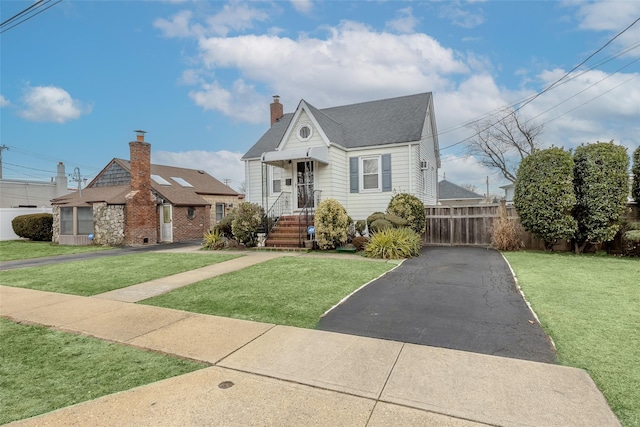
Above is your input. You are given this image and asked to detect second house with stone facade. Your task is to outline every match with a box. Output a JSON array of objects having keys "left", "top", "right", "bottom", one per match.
[{"left": 51, "top": 131, "right": 241, "bottom": 246}]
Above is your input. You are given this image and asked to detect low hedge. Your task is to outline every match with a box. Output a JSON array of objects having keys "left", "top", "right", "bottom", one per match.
[{"left": 12, "top": 213, "right": 53, "bottom": 241}]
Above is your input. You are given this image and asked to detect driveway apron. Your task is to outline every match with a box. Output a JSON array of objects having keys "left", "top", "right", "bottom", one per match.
[{"left": 318, "top": 246, "right": 557, "bottom": 364}]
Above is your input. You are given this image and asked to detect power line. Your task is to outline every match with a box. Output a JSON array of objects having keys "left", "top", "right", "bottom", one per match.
[
  {"left": 435, "top": 41, "right": 640, "bottom": 139},
  {"left": 438, "top": 16, "right": 640, "bottom": 151},
  {"left": 514, "top": 16, "right": 640, "bottom": 113},
  {"left": 0, "top": 0, "right": 62, "bottom": 35},
  {"left": 528, "top": 57, "right": 640, "bottom": 124}
]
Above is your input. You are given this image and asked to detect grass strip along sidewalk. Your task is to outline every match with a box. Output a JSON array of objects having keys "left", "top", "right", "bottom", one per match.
[
  {"left": 0, "top": 240, "right": 113, "bottom": 261},
  {"left": 142, "top": 257, "right": 396, "bottom": 329},
  {"left": 503, "top": 251, "right": 640, "bottom": 427},
  {"left": 0, "top": 318, "right": 206, "bottom": 425},
  {"left": 0, "top": 253, "right": 241, "bottom": 296}
]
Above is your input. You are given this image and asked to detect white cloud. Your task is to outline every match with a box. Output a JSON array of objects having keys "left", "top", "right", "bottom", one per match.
[
  {"left": 385, "top": 7, "right": 419, "bottom": 34},
  {"left": 573, "top": 1, "right": 640, "bottom": 58},
  {"left": 438, "top": 3, "right": 485, "bottom": 29},
  {"left": 522, "top": 68, "right": 640, "bottom": 149},
  {"left": 154, "top": 10, "right": 201, "bottom": 38},
  {"left": 0, "top": 95, "right": 10, "bottom": 107},
  {"left": 205, "top": 2, "right": 269, "bottom": 36},
  {"left": 18, "top": 85, "right": 90, "bottom": 123},
  {"left": 191, "top": 21, "right": 468, "bottom": 119},
  {"left": 152, "top": 150, "right": 245, "bottom": 192},
  {"left": 155, "top": 3, "right": 268, "bottom": 38},
  {"left": 290, "top": 0, "right": 313, "bottom": 14},
  {"left": 189, "top": 79, "right": 267, "bottom": 124}
]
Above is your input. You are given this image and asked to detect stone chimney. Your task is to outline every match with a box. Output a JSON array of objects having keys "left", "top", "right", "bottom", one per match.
[
  {"left": 125, "top": 130, "right": 158, "bottom": 245},
  {"left": 270, "top": 95, "right": 283, "bottom": 127}
]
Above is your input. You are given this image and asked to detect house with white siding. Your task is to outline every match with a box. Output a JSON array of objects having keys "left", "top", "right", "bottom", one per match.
[{"left": 242, "top": 93, "right": 441, "bottom": 231}]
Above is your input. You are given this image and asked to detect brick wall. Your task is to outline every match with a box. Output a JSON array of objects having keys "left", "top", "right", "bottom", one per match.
[
  {"left": 171, "top": 205, "right": 210, "bottom": 241},
  {"left": 270, "top": 96, "right": 283, "bottom": 126}
]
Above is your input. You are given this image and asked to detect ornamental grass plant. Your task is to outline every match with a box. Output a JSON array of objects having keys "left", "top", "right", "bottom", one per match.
[{"left": 365, "top": 227, "right": 421, "bottom": 259}]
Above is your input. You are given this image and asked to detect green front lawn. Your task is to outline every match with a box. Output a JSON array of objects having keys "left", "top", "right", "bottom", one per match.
[
  {"left": 142, "top": 257, "right": 396, "bottom": 329},
  {"left": 503, "top": 251, "right": 640, "bottom": 427},
  {"left": 0, "top": 253, "right": 241, "bottom": 296},
  {"left": 0, "top": 318, "right": 206, "bottom": 425},
  {"left": 0, "top": 240, "right": 113, "bottom": 261}
]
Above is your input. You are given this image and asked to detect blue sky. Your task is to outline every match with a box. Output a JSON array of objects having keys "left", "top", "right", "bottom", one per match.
[{"left": 1, "top": 0, "right": 639, "bottom": 195}]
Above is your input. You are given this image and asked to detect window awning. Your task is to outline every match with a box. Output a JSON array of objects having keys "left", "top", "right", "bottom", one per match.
[{"left": 261, "top": 146, "right": 329, "bottom": 165}]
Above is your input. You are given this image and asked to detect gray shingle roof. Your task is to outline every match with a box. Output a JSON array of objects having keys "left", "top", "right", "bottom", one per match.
[
  {"left": 438, "top": 179, "right": 484, "bottom": 200},
  {"left": 243, "top": 92, "right": 432, "bottom": 159}
]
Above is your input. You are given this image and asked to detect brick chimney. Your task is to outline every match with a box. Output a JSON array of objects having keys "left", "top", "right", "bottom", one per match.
[
  {"left": 270, "top": 95, "right": 283, "bottom": 127},
  {"left": 125, "top": 130, "right": 158, "bottom": 245}
]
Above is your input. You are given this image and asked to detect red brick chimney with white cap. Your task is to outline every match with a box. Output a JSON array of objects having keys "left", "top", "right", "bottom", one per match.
[
  {"left": 125, "top": 130, "right": 158, "bottom": 245},
  {"left": 270, "top": 95, "right": 283, "bottom": 127}
]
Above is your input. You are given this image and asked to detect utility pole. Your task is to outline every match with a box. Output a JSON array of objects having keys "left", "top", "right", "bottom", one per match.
[
  {"left": 0, "top": 145, "right": 9, "bottom": 179},
  {"left": 486, "top": 176, "right": 490, "bottom": 202},
  {"left": 69, "top": 167, "right": 86, "bottom": 197}
]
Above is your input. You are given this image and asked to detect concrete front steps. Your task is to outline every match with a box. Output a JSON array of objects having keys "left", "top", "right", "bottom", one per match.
[{"left": 265, "top": 215, "right": 314, "bottom": 249}]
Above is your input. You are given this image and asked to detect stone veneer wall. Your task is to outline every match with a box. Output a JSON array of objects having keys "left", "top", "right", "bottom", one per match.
[
  {"left": 52, "top": 206, "right": 60, "bottom": 243},
  {"left": 93, "top": 202, "right": 125, "bottom": 246}
]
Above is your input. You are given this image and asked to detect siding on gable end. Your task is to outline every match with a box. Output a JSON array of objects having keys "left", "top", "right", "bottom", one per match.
[{"left": 281, "top": 110, "right": 327, "bottom": 151}]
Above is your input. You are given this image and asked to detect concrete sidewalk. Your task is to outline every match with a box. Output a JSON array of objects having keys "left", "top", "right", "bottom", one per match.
[{"left": 1, "top": 283, "right": 620, "bottom": 426}]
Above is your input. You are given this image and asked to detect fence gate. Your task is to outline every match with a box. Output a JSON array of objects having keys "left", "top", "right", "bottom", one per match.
[{"left": 424, "top": 204, "right": 508, "bottom": 246}]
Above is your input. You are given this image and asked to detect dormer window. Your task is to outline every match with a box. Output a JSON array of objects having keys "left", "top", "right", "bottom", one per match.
[{"left": 297, "top": 124, "right": 312, "bottom": 141}]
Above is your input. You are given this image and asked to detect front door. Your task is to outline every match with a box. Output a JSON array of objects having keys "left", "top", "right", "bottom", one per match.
[
  {"left": 160, "top": 204, "right": 173, "bottom": 242},
  {"left": 296, "top": 161, "right": 314, "bottom": 209}
]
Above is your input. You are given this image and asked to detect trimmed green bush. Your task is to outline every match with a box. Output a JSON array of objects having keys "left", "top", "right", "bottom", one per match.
[
  {"left": 365, "top": 227, "right": 421, "bottom": 259},
  {"left": 573, "top": 141, "right": 629, "bottom": 253},
  {"left": 315, "top": 199, "right": 350, "bottom": 250},
  {"left": 369, "top": 218, "right": 392, "bottom": 233},
  {"left": 621, "top": 221, "right": 640, "bottom": 256},
  {"left": 514, "top": 147, "right": 577, "bottom": 250},
  {"left": 231, "top": 202, "right": 264, "bottom": 247},
  {"left": 367, "top": 212, "right": 408, "bottom": 228},
  {"left": 11, "top": 214, "right": 53, "bottom": 241},
  {"left": 355, "top": 220, "right": 367, "bottom": 236},
  {"left": 387, "top": 193, "right": 426, "bottom": 234}
]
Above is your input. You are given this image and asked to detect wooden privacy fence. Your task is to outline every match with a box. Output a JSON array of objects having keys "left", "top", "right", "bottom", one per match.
[
  {"left": 424, "top": 204, "right": 505, "bottom": 247},
  {"left": 424, "top": 203, "right": 639, "bottom": 250},
  {"left": 424, "top": 203, "right": 551, "bottom": 249}
]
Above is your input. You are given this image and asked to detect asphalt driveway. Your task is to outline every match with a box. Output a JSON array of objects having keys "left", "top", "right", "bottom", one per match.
[{"left": 318, "top": 246, "right": 557, "bottom": 364}]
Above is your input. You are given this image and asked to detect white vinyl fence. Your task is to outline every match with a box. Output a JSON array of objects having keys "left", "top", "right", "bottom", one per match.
[{"left": 0, "top": 208, "right": 52, "bottom": 241}]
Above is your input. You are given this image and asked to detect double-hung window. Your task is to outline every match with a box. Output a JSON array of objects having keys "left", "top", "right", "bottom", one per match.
[
  {"left": 361, "top": 156, "right": 381, "bottom": 191},
  {"left": 215, "top": 203, "right": 225, "bottom": 222},
  {"left": 271, "top": 166, "right": 282, "bottom": 194},
  {"left": 350, "top": 154, "right": 391, "bottom": 193}
]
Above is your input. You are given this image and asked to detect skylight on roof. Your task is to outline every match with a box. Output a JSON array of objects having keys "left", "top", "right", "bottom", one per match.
[
  {"left": 171, "top": 177, "right": 193, "bottom": 187},
  {"left": 151, "top": 174, "right": 171, "bottom": 186}
]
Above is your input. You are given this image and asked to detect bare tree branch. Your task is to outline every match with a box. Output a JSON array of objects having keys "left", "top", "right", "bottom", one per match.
[{"left": 467, "top": 108, "right": 543, "bottom": 182}]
